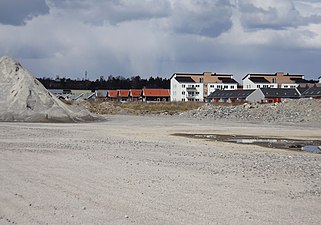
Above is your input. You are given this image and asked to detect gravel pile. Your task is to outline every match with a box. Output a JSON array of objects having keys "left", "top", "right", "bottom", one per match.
[
  {"left": 180, "top": 99, "right": 321, "bottom": 123},
  {"left": 0, "top": 56, "right": 101, "bottom": 122}
]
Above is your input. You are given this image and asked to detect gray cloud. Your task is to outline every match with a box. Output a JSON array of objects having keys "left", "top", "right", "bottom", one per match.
[
  {"left": 239, "top": 0, "right": 321, "bottom": 30},
  {"left": 0, "top": 0, "right": 321, "bottom": 81},
  {"left": 171, "top": 0, "right": 233, "bottom": 37},
  {"left": 0, "top": 0, "right": 49, "bottom": 26},
  {"left": 47, "top": 0, "right": 171, "bottom": 25}
]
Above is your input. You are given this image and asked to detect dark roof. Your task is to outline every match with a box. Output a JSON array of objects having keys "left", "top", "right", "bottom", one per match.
[
  {"left": 207, "top": 89, "right": 255, "bottom": 99},
  {"left": 249, "top": 77, "right": 270, "bottom": 83},
  {"left": 260, "top": 88, "right": 300, "bottom": 98},
  {"left": 175, "top": 77, "right": 196, "bottom": 83},
  {"left": 242, "top": 73, "right": 304, "bottom": 80},
  {"left": 296, "top": 87, "right": 309, "bottom": 95},
  {"left": 211, "top": 73, "right": 233, "bottom": 77},
  {"left": 290, "top": 78, "right": 318, "bottom": 84},
  {"left": 302, "top": 87, "right": 321, "bottom": 97},
  {"left": 218, "top": 78, "right": 238, "bottom": 84}
]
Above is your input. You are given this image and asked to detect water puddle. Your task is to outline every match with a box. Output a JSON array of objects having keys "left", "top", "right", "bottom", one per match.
[{"left": 173, "top": 133, "right": 321, "bottom": 154}]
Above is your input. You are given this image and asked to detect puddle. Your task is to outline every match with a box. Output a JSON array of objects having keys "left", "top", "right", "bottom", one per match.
[
  {"left": 173, "top": 133, "right": 321, "bottom": 154},
  {"left": 303, "top": 146, "right": 321, "bottom": 154}
]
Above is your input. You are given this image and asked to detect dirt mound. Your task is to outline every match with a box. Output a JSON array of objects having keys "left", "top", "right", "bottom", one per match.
[{"left": 0, "top": 56, "right": 101, "bottom": 122}]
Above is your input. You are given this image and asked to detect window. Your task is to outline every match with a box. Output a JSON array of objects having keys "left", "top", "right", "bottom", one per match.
[
  {"left": 257, "top": 85, "right": 260, "bottom": 88},
  {"left": 196, "top": 92, "right": 200, "bottom": 95},
  {"left": 284, "top": 85, "right": 288, "bottom": 88},
  {"left": 182, "top": 84, "right": 185, "bottom": 88},
  {"left": 224, "top": 85, "right": 228, "bottom": 89},
  {"left": 182, "top": 91, "right": 185, "bottom": 95},
  {"left": 231, "top": 86, "right": 235, "bottom": 89},
  {"left": 196, "top": 85, "right": 200, "bottom": 87}
]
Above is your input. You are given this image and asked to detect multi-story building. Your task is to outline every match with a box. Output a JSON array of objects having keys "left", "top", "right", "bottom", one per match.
[
  {"left": 242, "top": 72, "right": 313, "bottom": 90},
  {"left": 170, "top": 72, "right": 238, "bottom": 102}
]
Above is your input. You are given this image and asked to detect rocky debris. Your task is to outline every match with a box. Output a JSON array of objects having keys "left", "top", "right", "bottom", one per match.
[
  {"left": 0, "top": 56, "right": 102, "bottom": 122},
  {"left": 180, "top": 99, "right": 321, "bottom": 123}
]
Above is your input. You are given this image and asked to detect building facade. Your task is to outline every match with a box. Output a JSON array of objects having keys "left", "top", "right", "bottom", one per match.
[
  {"left": 242, "top": 72, "right": 313, "bottom": 90},
  {"left": 170, "top": 72, "right": 238, "bottom": 102}
]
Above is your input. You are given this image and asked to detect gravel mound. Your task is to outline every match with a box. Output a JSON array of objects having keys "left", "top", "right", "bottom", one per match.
[
  {"left": 180, "top": 99, "right": 321, "bottom": 123},
  {"left": 0, "top": 56, "right": 101, "bottom": 122}
]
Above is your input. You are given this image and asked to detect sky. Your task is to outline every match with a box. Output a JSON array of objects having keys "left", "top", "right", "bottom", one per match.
[{"left": 0, "top": 0, "right": 321, "bottom": 82}]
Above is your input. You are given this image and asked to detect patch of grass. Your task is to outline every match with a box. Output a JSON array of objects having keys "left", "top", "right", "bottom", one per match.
[{"left": 83, "top": 101, "right": 205, "bottom": 115}]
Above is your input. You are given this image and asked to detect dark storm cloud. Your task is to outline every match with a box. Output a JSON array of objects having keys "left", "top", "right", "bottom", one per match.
[
  {"left": 0, "top": 0, "right": 49, "bottom": 26},
  {"left": 239, "top": 0, "right": 321, "bottom": 30},
  {"left": 171, "top": 0, "right": 233, "bottom": 37}
]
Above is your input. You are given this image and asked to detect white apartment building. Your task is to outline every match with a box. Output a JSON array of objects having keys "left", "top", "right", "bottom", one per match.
[
  {"left": 170, "top": 72, "right": 238, "bottom": 102},
  {"left": 170, "top": 76, "right": 203, "bottom": 102}
]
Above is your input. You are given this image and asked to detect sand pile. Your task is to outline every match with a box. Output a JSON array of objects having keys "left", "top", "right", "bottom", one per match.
[{"left": 0, "top": 56, "right": 100, "bottom": 122}]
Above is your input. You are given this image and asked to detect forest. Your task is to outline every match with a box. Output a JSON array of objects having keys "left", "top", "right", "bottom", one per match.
[{"left": 37, "top": 75, "right": 170, "bottom": 90}]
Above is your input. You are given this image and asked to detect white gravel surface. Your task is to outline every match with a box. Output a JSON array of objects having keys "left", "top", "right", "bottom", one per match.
[{"left": 1, "top": 115, "right": 321, "bottom": 225}]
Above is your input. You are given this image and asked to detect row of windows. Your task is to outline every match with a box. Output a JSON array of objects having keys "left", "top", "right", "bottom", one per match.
[
  {"left": 182, "top": 84, "right": 200, "bottom": 88},
  {"left": 182, "top": 99, "right": 201, "bottom": 102},
  {"left": 182, "top": 91, "right": 200, "bottom": 95},
  {"left": 257, "top": 85, "right": 275, "bottom": 88},
  {"left": 209, "top": 85, "right": 235, "bottom": 89}
]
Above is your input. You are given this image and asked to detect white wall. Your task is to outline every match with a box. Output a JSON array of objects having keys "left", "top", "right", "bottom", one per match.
[
  {"left": 170, "top": 78, "right": 182, "bottom": 101},
  {"left": 243, "top": 77, "right": 277, "bottom": 89},
  {"left": 246, "top": 89, "right": 264, "bottom": 103},
  {"left": 208, "top": 83, "right": 236, "bottom": 94},
  {"left": 281, "top": 83, "right": 298, "bottom": 88},
  {"left": 170, "top": 76, "right": 203, "bottom": 102}
]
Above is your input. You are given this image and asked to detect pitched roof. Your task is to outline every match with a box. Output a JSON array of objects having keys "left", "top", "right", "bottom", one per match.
[
  {"left": 242, "top": 73, "right": 304, "bottom": 80},
  {"left": 296, "top": 87, "right": 310, "bottom": 95},
  {"left": 207, "top": 89, "right": 254, "bottom": 99},
  {"left": 175, "top": 77, "right": 196, "bottom": 83},
  {"left": 130, "top": 89, "right": 142, "bottom": 97},
  {"left": 249, "top": 77, "right": 270, "bottom": 83},
  {"left": 260, "top": 88, "right": 300, "bottom": 98},
  {"left": 302, "top": 87, "right": 321, "bottom": 97},
  {"left": 119, "top": 90, "right": 130, "bottom": 97},
  {"left": 108, "top": 90, "right": 118, "bottom": 98},
  {"left": 143, "top": 89, "right": 170, "bottom": 97},
  {"left": 218, "top": 78, "right": 238, "bottom": 84},
  {"left": 290, "top": 78, "right": 318, "bottom": 84}
]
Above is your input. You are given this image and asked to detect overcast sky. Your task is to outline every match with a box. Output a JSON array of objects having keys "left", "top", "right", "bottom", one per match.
[{"left": 1, "top": 0, "right": 321, "bottom": 81}]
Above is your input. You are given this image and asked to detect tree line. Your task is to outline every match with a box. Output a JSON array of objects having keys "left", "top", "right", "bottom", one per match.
[{"left": 37, "top": 75, "right": 170, "bottom": 90}]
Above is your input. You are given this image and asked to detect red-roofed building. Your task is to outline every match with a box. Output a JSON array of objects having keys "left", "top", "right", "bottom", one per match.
[
  {"left": 142, "top": 88, "right": 170, "bottom": 102},
  {"left": 107, "top": 90, "right": 118, "bottom": 101},
  {"left": 119, "top": 90, "right": 130, "bottom": 101},
  {"left": 130, "top": 89, "right": 142, "bottom": 101}
]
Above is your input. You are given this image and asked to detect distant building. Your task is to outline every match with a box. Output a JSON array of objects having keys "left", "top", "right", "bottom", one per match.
[
  {"left": 301, "top": 87, "right": 321, "bottom": 99},
  {"left": 170, "top": 72, "right": 238, "bottom": 102},
  {"left": 142, "top": 88, "right": 170, "bottom": 102},
  {"left": 246, "top": 88, "right": 301, "bottom": 103},
  {"left": 242, "top": 72, "right": 316, "bottom": 90},
  {"left": 207, "top": 89, "right": 254, "bottom": 103}
]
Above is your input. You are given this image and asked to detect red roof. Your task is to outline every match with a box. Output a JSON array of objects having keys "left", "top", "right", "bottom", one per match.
[
  {"left": 119, "top": 90, "right": 130, "bottom": 97},
  {"left": 108, "top": 90, "right": 118, "bottom": 98},
  {"left": 130, "top": 89, "right": 142, "bottom": 97},
  {"left": 143, "top": 89, "right": 170, "bottom": 97}
]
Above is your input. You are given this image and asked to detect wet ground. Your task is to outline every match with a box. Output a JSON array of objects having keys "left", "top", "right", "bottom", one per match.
[{"left": 173, "top": 133, "right": 321, "bottom": 154}]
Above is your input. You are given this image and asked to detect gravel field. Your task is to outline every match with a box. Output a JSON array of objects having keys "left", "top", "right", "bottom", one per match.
[
  {"left": 181, "top": 99, "right": 321, "bottom": 124},
  {"left": 1, "top": 115, "right": 321, "bottom": 225}
]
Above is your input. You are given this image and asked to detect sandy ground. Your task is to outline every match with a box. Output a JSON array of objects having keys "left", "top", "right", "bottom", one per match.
[{"left": 1, "top": 115, "right": 321, "bottom": 225}]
